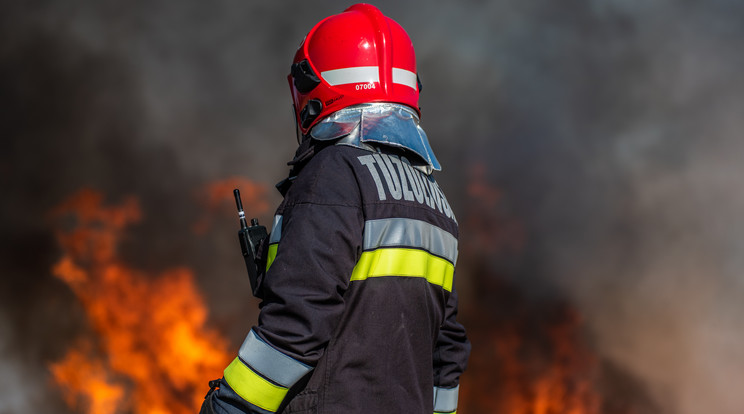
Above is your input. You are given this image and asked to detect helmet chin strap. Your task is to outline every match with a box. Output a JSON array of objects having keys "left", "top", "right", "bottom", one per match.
[
  {"left": 292, "top": 104, "right": 302, "bottom": 145},
  {"left": 295, "top": 120, "right": 302, "bottom": 145}
]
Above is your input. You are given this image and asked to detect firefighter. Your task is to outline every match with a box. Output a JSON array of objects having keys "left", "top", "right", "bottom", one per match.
[{"left": 201, "top": 4, "right": 470, "bottom": 414}]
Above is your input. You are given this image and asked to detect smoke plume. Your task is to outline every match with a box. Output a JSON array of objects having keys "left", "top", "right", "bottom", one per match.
[{"left": 2, "top": 0, "right": 743, "bottom": 413}]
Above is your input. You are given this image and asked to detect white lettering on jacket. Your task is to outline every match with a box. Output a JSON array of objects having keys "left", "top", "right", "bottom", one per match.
[{"left": 357, "top": 154, "right": 456, "bottom": 221}]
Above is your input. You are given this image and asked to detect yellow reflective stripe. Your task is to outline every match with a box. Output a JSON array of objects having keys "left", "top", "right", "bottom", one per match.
[
  {"left": 434, "top": 411, "right": 456, "bottom": 414},
  {"left": 266, "top": 244, "right": 278, "bottom": 272},
  {"left": 350, "top": 248, "right": 454, "bottom": 291},
  {"left": 223, "top": 357, "right": 287, "bottom": 412}
]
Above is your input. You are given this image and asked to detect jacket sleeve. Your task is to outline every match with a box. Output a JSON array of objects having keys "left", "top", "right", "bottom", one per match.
[
  {"left": 212, "top": 148, "right": 364, "bottom": 414},
  {"left": 432, "top": 284, "right": 470, "bottom": 414}
]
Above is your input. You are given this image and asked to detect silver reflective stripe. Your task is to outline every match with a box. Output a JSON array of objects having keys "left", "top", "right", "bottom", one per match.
[
  {"left": 237, "top": 330, "right": 312, "bottom": 388},
  {"left": 322, "top": 66, "right": 379, "bottom": 86},
  {"left": 392, "top": 68, "right": 418, "bottom": 90},
  {"left": 322, "top": 66, "right": 418, "bottom": 89},
  {"left": 433, "top": 385, "right": 459, "bottom": 413},
  {"left": 363, "top": 218, "right": 458, "bottom": 264},
  {"left": 269, "top": 215, "right": 283, "bottom": 244}
]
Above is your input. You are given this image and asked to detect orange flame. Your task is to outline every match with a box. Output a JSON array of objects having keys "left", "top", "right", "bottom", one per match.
[
  {"left": 49, "top": 189, "right": 230, "bottom": 413},
  {"left": 460, "top": 165, "right": 602, "bottom": 414},
  {"left": 50, "top": 347, "right": 124, "bottom": 414},
  {"left": 461, "top": 302, "right": 601, "bottom": 414}
]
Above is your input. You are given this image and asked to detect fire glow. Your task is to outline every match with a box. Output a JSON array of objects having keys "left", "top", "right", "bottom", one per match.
[
  {"left": 192, "top": 177, "right": 269, "bottom": 235},
  {"left": 458, "top": 164, "right": 604, "bottom": 414},
  {"left": 48, "top": 174, "right": 616, "bottom": 413},
  {"left": 49, "top": 189, "right": 230, "bottom": 413}
]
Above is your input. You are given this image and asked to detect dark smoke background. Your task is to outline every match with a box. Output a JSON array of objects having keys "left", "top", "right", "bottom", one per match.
[{"left": 2, "top": 0, "right": 743, "bottom": 413}]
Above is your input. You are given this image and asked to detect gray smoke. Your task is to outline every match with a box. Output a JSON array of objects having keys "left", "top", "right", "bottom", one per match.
[{"left": 2, "top": 0, "right": 743, "bottom": 413}]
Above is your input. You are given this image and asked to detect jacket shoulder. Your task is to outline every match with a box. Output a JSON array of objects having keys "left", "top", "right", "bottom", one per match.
[{"left": 284, "top": 145, "right": 368, "bottom": 207}]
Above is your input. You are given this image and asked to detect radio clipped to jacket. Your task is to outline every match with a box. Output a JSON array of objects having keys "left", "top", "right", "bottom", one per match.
[{"left": 233, "top": 188, "right": 268, "bottom": 298}]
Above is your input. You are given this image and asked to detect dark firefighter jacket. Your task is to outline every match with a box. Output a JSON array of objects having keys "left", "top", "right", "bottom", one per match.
[{"left": 204, "top": 139, "right": 470, "bottom": 414}]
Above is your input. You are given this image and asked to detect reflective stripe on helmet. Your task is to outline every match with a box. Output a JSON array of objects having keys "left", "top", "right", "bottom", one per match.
[
  {"left": 224, "top": 330, "right": 313, "bottom": 412},
  {"left": 321, "top": 66, "right": 418, "bottom": 90},
  {"left": 392, "top": 68, "right": 418, "bottom": 90},
  {"left": 322, "top": 66, "right": 379, "bottom": 85},
  {"left": 433, "top": 385, "right": 459, "bottom": 414}
]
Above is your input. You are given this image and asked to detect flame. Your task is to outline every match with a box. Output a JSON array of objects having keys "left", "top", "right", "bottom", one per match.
[
  {"left": 506, "top": 308, "right": 599, "bottom": 414},
  {"left": 460, "top": 164, "right": 602, "bottom": 414},
  {"left": 49, "top": 189, "right": 230, "bottom": 413},
  {"left": 49, "top": 347, "right": 124, "bottom": 414},
  {"left": 461, "top": 303, "right": 601, "bottom": 414},
  {"left": 47, "top": 173, "right": 611, "bottom": 413}
]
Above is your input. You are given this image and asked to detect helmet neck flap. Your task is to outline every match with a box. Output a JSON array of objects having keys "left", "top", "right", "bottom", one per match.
[{"left": 310, "top": 103, "right": 440, "bottom": 174}]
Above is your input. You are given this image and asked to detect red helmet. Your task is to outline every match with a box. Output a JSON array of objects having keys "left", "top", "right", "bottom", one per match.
[{"left": 288, "top": 3, "right": 422, "bottom": 136}]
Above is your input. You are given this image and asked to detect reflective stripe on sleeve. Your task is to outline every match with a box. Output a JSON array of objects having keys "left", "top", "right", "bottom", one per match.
[
  {"left": 269, "top": 215, "right": 283, "bottom": 244},
  {"left": 237, "top": 330, "right": 312, "bottom": 387},
  {"left": 266, "top": 215, "right": 282, "bottom": 271},
  {"left": 266, "top": 244, "right": 278, "bottom": 272},
  {"left": 223, "top": 358, "right": 287, "bottom": 412},
  {"left": 352, "top": 218, "right": 457, "bottom": 290},
  {"left": 224, "top": 330, "right": 313, "bottom": 412},
  {"left": 433, "top": 385, "right": 459, "bottom": 414},
  {"left": 363, "top": 218, "right": 458, "bottom": 264},
  {"left": 350, "top": 248, "right": 455, "bottom": 291}
]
